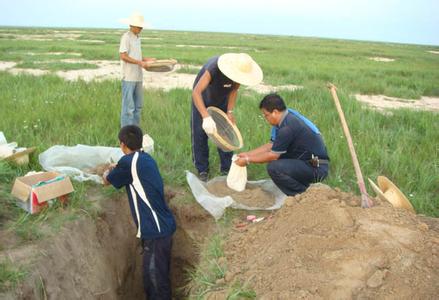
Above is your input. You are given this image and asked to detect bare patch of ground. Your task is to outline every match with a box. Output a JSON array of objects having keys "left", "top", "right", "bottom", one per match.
[
  {"left": 247, "top": 83, "right": 303, "bottom": 94},
  {"left": 355, "top": 94, "right": 439, "bottom": 112},
  {"left": 221, "top": 184, "right": 439, "bottom": 298},
  {"left": 428, "top": 50, "right": 439, "bottom": 55},
  {"left": 0, "top": 61, "right": 17, "bottom": 70},
  {"left": 175, "top": 44, "right": 254, "bottom": 51},
  {"left": 0, "top": 33, "right": 82, "bottom": 41},
  {"left": 368, "top": 57, "right": 395, "bottom": 62},
  {"left": 0, "top": 59, "right": 301, "bottom": 93},
  {"left": 9, "top": 68, "right": 50, "bottom": 76}
]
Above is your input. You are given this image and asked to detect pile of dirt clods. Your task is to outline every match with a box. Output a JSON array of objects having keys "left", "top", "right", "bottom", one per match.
[{"left": 219, "top": 184, "right": 439, "bottom": 299}]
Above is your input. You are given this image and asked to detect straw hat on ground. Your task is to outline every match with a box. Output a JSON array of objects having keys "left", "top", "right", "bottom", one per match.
[
  {"left": 5, "top": 147, "right": 36, "bottom": 165},
  {"left": 368, "top": 176, "right": 415, "bottom": 213},
  {"left": 119, "top": 12, "right": 146, "bottom": 28},
  {"left": 218, "top": 53, "right": 263, "bottom": 86}
]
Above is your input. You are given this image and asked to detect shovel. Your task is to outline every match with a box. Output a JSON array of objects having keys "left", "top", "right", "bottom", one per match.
[{"left": 327, "top": 84, "right": 373, "bottom": 208}]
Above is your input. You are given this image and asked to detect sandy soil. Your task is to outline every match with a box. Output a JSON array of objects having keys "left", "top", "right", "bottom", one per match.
[
  {"left": 206, "top": 181, "right": 275, "bottom": 208},
  {"left": 0, "top": 187, "right": 215, "bottom": 299},
  {"left": 428, "top": 50, "right": 439, "bottom": 55},
  {"left": 368, "top": 57, "right": 395, "bottom": 62},
  {"left": 355, "top": 94, "right": 439, "bottom": 112},
  {"left": 216, "top": 184, "right": 439, "bottom": 299},
  {"left": 175, "top": 44, "right": 253, "bottom": 51}
]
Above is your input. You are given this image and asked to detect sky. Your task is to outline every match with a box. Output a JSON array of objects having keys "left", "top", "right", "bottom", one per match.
[{"left": 1, "top": 0, "right": 438, "bottom": 46}]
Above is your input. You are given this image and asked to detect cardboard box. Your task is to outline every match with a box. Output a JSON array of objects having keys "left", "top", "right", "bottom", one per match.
[{"left": 11, "top": 172, "right": 74, "bottom": 214}]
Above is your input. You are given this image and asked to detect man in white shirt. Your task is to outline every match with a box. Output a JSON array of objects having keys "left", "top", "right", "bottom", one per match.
[{"left": 119, "top": 12, "right": 155, "bottom": 127}]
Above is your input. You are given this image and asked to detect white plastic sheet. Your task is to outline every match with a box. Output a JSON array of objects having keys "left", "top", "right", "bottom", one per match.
[
  {"left": 39, "top": 144, "right": 124, "bottom": 184},
  {"left": 186, "top": 171, "right": 287, "bottom": 220}
]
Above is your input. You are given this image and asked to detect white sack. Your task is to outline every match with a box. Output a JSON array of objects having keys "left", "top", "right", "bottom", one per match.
[{"left": 227, "top": 155, "right": 247, "bottom": 192}]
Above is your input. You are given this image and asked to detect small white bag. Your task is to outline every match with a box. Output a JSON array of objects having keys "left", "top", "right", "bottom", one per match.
[{"left": 227, "top": 155, "right": 247, "bottom": 192}]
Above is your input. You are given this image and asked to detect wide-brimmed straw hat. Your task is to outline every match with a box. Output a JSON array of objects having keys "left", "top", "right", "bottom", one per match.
[
  {"left": 5, "top": 147, "right": 36, "bottom": 165},
  {"left": 218, "top": 53, "right": 263, "bottom": 86},
  {"left": 119, "top": 12, "right": 145, "bottom": 28},
  {"left": 368, "top": 176, "right": 415, "bottom": 213}
]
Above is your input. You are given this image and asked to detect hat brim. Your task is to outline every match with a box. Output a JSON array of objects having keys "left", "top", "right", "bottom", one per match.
[
  {"left": 4, "top": 147, "right": 36, "bottom": 165},
  {"left": 377, "top": 176, "right": 415, "bottom": 213},
  {"left": 368, "top": 178, "right": 386, "bottom": 201},
  {"left": 218, "top": 53, "right": 263, "bottom": 86},
  {"left": 119, "top": 18, "right": 145, "bottom": 28}
]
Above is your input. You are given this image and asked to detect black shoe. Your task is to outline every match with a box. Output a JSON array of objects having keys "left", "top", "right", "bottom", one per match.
[{"left": 198, "top": 172, "right": 209, "bottom": 182}]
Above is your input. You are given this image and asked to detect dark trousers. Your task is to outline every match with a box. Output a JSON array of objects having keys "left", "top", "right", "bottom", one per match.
[
  {"left": 191, "top": 104, "right": 233, "bottom": 174},
  {"left": 267, "top": 159, "right": 329, "bottom": 196},
  {"left": 142, "top": 235, "right": 173, "bottom": 300}
]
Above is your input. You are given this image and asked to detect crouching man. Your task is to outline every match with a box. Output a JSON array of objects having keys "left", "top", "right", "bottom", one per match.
[{"left": 235, "top": 93, "right": 330, "bottom": 196}]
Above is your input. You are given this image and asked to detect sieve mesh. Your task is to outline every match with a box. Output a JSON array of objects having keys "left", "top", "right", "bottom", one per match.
[{"left": 207, "top": 107, "right": 243, "bottom": 152}]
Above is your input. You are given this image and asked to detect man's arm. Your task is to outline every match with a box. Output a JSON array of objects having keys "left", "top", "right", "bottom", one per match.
[
  {"left": 192, "top": 70, "right": 212, "bottom": 118},
  {"left": 235, "top": 143, "right": 280, "bottom": 166},
  {"left": 226, "top": 83, "right": 240, "bottom": 124},
  {"left": 120, "top": 52, "right": 149, "bottom": 68}
]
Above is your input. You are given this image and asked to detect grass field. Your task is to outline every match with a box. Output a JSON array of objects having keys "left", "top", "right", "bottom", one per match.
[{"left": 0, "top": 27, "right": 438, "bottom": 296}]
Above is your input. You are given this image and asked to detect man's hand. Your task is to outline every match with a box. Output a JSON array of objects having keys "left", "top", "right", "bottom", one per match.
[
  {"left": 202, "top": 116, "right": 217, "bottom": 135},
  {"left": 235, "top": 154, "right": 249, "bottom": 167},
  {"left": 140, "top": 58, "right": 156, "bottom": 68}
]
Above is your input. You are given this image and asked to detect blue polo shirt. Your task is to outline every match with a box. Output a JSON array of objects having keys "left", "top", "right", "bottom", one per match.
[
  {"left": 193, "top": 56, "right": 235, "bottom": 108},
  {"left": 270, "top": 109, "right": 329, "bottom": 161},
  {"left": 107, "top": 151, "right": 176, "bottom": 239}
]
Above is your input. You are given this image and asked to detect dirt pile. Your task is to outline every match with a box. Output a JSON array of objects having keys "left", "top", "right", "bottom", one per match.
[{"left": 223, "top": 184, "right": 439, "bottom": 299}]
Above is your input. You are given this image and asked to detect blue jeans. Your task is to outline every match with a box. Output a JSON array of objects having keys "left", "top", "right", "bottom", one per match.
[
  {"left": 142, "top": 236, "right": 173, "bottom": 300},
  {"left": 121, "top": 81, "right": 143, "bottom": 128},
  {"left": 267, "top": 159, "right": 329, "bottom": 196}
]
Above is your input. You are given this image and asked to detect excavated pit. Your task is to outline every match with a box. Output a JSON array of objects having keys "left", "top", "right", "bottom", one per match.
[{"left": 0, "top": 188, "right": 214, "bottom": 299}]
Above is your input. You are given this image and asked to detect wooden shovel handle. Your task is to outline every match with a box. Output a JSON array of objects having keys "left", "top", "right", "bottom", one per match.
[{"left": 327, "top": 83, "right": 373, "bottom": 208}]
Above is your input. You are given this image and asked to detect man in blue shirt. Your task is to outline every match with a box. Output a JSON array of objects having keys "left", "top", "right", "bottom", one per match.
[
  {"left": 235, "top": 94, "right": 330, "bottom": 196},
  {"left": 191, "top": 53, "right": 263, "bottom": 181},
  {"left": 103, "top": 125, "right": 176, "bottom": 300}
]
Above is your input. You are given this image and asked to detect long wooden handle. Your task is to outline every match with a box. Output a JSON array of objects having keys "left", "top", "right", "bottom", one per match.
[{"left": 327, "top": 84, "right": 373, "bottom": 208}]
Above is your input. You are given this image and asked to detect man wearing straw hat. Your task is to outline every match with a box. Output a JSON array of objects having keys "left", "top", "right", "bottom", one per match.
[
  {"left": 191, "top": 53, "right": 263, "bottom": 182},
  {"left": 119, "top": 12, "right": 155, "bottom": 128},
  {"left": 235, "top": 93, "right": 330, "bottom": 196}
]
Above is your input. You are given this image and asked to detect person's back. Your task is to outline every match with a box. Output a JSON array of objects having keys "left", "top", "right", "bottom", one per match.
[
  {"left": 104, "top": 125, "right": 175, "bottom": 299},
  {"left": 112, "top": 150, "right": 176, "bottom": 238}
]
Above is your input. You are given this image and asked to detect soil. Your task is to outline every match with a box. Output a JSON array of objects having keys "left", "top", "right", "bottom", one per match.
[
  {"left": 355, "top": 94, "right": 439, "bottom": 112},
  {"left": 206, "top": 180, "right": 275, "bottom": 208},
  {"left": 220, "top": 184, "right": 439, "bottom": 299},
  {"left": 0, "top": 187, "right": 215, "bottom": 300},
  {"left": 368, "top": 57, "right": 395, "bottom": 62}
]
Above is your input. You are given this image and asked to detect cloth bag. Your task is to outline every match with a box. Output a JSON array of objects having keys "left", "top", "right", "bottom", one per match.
[{"left": 226, "top": 155, "right": 247, "bottom": 192}]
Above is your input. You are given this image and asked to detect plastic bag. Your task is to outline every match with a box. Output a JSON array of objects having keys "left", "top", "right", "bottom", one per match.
[
  {"left": 142, "top": 134, "right": 154, "bottom": 153},
  {"left": 39, "top": 144, "right": 124, "bottom": 184},
  {"left": 186, "top": 171, "right": 287, "bottom": 220},
  {"left": 227, "top": 155, "right": 247, "bottom": 192}
]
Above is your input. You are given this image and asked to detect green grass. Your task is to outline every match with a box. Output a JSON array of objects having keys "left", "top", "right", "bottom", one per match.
[
  {"left": 0, "top": 259, "right": 28, "bottom": 292},
  {"left": 186, "top": 233, "right": 227, "bottom": 298},
  {"left": 0, "top": 27, "right": 438, "bottom": 297}
]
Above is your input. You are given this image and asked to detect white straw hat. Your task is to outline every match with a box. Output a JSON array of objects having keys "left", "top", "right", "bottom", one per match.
[
  {"left": 120, "top": 12, "right": 145, "bottom": 28},
  {"left": 218, "top": 53, "right": 263, "bottom": 86},
  {"left": 368, "top": 176, "right": 415, "bottom": 213}
]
